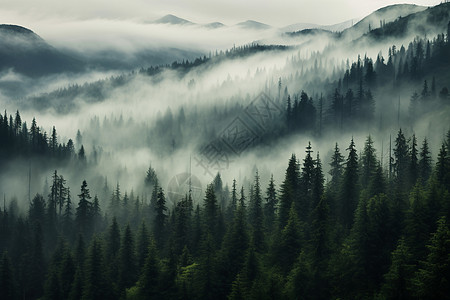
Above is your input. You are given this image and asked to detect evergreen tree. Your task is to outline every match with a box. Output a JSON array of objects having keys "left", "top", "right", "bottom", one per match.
[
  {"left": 264, "top": 175, "right": 277, "bottom": 231},
  {"left": 82, "top": 237, "right": 110, "bottom": 300},
  {"left": 138, "top": 241, "right": 160, "bottom": 298},
  {"left": 249, "top": 171, "right": 264, "bottom": 252},
  {"left": 203, "top": 184, "right": 218, "bottom": 236},
  {"left": 278, "top": 203, "right": 302, "bottom": 274},
  {"left": 436, "top": 142, "right": 449, "bottom": 187},
  {"left": 106, "top": 217, "right": 121, "bottom": 292},
  {"left": 75, "top": 180, "right": 92, "bottom": 238},
  {"left": 404, "top": 184, "right": 430, "bottom": 262},
  {"left": 380, "top": 237, "right": 415, "bottom": 299},
  {"left": 154, "top": 187, "right": 167, "bottom": 248},
  {"left": 300, "top": 142, "right": 315, "bottom": 221},
  {"left": 414, "top": 217, "right": 450, "bottom": 299},
  {"left": 278, "top": 154, "right": 299, "bottom": 229},
  {"left": 118, "top": 225, "right": 137, "bottom": 292},
  {"left": 410, "top": 134, "right": 419, "bottom": 186},
  {"left": 0, "top": 251, "right": 15, "bottom": 300},
  {"left": 360, "top": 135, "right": 377, "bottom": 188},
  {"left": 419, "top": 138, "right": 432, "bottom": 183},
  {"left": 136, "top": 222, "right": 149, "bottom": 272},
  {"left": 340, "top": 138, "right": 359, "bottom": 231}
]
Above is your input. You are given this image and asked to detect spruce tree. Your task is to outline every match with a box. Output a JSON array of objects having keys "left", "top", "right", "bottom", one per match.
[
  {"left": 279, "top": 154, "right": 299, "bottom": 229},
  {"left": 419, "top": 138, "right": 432, "bottom": 183},
  {"left": 154, "top": 187, "right": 167, "bottom": 248},
  {"left": 380, "top": 237, "right": 415, "bottom": 299},
  {"left": 82, "top": 238, "right": 110, "bottom": 300},
  {"left": 414, "top": 217, "right": 450, "bottom": 299},
  {"left": 340, "top": 138, "right": 359, "bottom": 231},
  {"left": 75, "top": 180, "right": 92, "bottom": 238},
  {"left": 264, "top": 175, "right": 277, "bottom": 231},
  {"left": 118, "top": 225, "right": 137, "bottom": 292},
  {"left": 249, "top": 171, "right": 264, "bottom": 252}
]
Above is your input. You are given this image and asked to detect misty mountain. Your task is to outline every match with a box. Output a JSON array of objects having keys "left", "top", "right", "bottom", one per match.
[
  {"left": 342, "top": 4, "right": 426, "bottom": 38},
  {"left": 360, "top": 2, "right": 450, "bottom": 42},
  {"left": 0, "top": 25, "right": 83, "bottom": 77},
  {"left": 285, "top": 28, "right": 339, "bottom": 39},
  {"left": 282, "top": 19, "right": 357, "bottom": 33},
  {"left": 204, "top": 22, "right": 226, "bottom": 29},
  {"left": 152, "top": 14, "right": 195, "bottom": 25},
  {"left": 236, "top": 20, "right": 272, "bottom": 30}
]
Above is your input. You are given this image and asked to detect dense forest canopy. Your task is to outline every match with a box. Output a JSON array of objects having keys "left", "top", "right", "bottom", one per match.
[{"left": 0, "top": 2, "right": 450, "bottom": 300}]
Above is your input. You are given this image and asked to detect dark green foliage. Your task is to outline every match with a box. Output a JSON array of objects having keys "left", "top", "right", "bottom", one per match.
[
  {"left": 154, "top": 186, "right": 167, "bottom": 248},
  {"left": 83, "top": 237, "right": 110, "bottom": 300},
  {"left": 419, "top": 138, "right": 432, "bottom": 183},
  {"left": 380, "top": 237, "right": 415, "bottom": 299},
  {"left": 414, "top": 217, "right": 450, "bottom": 299},
  {"left": 1, "top": 133, "right": 450, "bottom": 299},
  {"left": 75, "top": 180, "right": 92, "bottom": 238},
  {"left": 0, "top": 251, "right": 16, "bottom": 300},
  {"left": 278, "top": 204, "right": 302, "bottom": 274},
  {"left": 360, "top": 135, "right": 377, "bottom": 188},
  {"left": 278, "top": 154, "right": 299, "bottom": 229},
  {"left": 339, "top": 138, "right": 359, "bottom": 231},
  {"left": 248, "top": 171, "right": 265, "bottom": 252},
  {"left": 138, "top": 240, "right": 160, "bottom": 298},
  {"left": 118, "top": 225, "right": 137, "bottom": 292},
  {"left": 264, "top": 175, "right": 277, "bottom": 232}
]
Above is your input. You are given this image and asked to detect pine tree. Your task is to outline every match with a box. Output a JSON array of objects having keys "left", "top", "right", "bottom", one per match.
[
  {"left": 360, "top": 136, "right": 377, "bottom": 188},
  {"left": 219, "top": 198, "right": 249, "bottom": 289},
  {"left": 380, "top": 237, "right": 415, "bottom": 299},
  {"left": 414, "top": 217, "right": 450, "bottom": 299},
  {"left": 106, "top": 217, "right": 120, "bottom": 292},
  {"left": 404, "top": 184, "right": 430, "bottom": 261},
  {"left": 91, "top": 195, "right": 101, "bottom": 233},
  {"left": 144, "top": 165, "right": 158, "bottom": 189},
  {"left": 300, "top": 142, "right": 315, "bottom": 221},
  {"left": 118, "top": 225, "right": 137, "bottom": 292},
  {"left": 75, "top": 180, "right": 92, "bottom": 238},
  {"left": 436, "top": 142, "right": 449, "bottom": 187},
  {"left": 203, "top": 184, "right": 218, "bottom": 236},
  {"left": 394, "top": 129, "right": 410, "bottom": 191},
  {"left": 249, "top": 171, "right": 264, "bottom": 252},
  {"left": 138, "top": 240, "right": 160, "bottom": 298},
  {"left": 82, "top": 237, "right": 110, "bottom": 300},
  {"left": 329, "top": 143, "right": 345, "bottom": 188},
  {"left": 278, "top": 154, "right": 299, "bottom": 229},
  {"left": 278, "top": 203, "right": 302, "bottom": 274},
  {"left": 59, "top": 250, "right": 75, "bottom": 300},
  {"left": 410, "top": 134, "right": 419, "bottom": 186},
  {"left": 340, "top": 138, "right": 359, "bottom": 231},
  {"left": 264, "top": 175, "right": 277, "bottom": 231},
  {"left": 136, "top": 222, "right": 149, "bottom": 272},
  {"left": 154, "top": 187, "right": 167, "bottom": 248},
  {"left": 311, "top": 152, "right": 324, "bottom": 213},
  {"left": 419, "top": 138, "right": 432, "bottom": 183},
  {"left": 368, "top": 163, "right": 386, "bottom": 198}
]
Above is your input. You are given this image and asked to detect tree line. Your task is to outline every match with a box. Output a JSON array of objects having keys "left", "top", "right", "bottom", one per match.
[{"left": 1, "top": 129, "right": 450, "bottom": 299}]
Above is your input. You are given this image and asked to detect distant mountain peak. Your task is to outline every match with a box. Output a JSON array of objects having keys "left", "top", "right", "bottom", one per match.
[
  {"left": 153, "top": 14, "right": 194, "bottom": 25},
  {"left": 0, "top": 24, "right": 45, "bottom": 45},
  {"left": 0, "top": 24, "right": 36, "bottom": 35},
  {"left": 204, "top": 22, "right": 225, "bottom": 29},
  {"left": 236, "top": 20, "right": 271, "bottom": 30}
]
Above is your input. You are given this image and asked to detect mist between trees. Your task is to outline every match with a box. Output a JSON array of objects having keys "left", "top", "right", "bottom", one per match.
[{"left": 1, "top": 3, "right": 450, "bottom": 299}]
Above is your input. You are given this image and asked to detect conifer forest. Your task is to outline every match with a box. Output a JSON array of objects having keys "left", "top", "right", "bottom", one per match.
[{"left": 1, "top": 1, "right": 450, "bottom": 299}]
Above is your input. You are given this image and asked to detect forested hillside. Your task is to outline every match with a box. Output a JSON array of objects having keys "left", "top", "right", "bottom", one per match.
[
  {"left": 1, "top": 2, "right": 450, "bottom": 300},
  {"left": 1, "top": 130, "right": 450, "bottom": 299}
]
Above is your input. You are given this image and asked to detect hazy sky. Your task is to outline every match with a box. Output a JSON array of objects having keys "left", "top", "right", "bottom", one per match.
[{"left": 0, "top": 0, "right": 443, "bottom": 27}]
